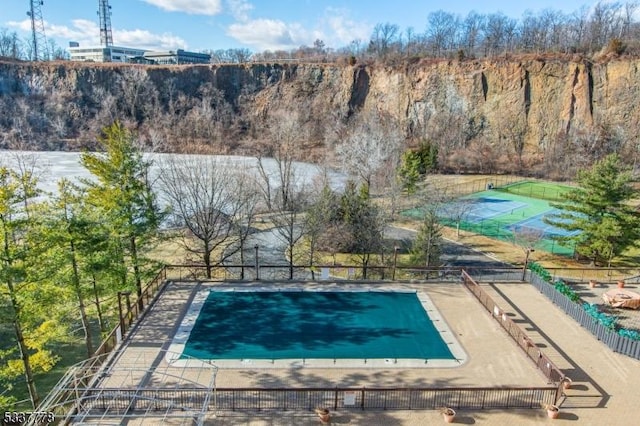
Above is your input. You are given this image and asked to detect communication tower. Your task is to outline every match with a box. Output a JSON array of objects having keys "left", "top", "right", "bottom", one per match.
[
  {"left": 27, "top": 0, "right": 48, "bottom": 60},
  {"left": 98, "top": 0, "right": 113, "bottom": 47}
]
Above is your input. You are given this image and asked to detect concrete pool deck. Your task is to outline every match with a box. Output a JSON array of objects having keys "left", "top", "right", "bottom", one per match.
[{"left": 107, "top": 279, "right": 639, "bottom": 425}]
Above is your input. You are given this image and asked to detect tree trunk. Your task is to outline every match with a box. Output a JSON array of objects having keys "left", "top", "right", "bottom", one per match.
[
  {"left": 203, "top": 244, "right": 212, "bottom": 279},
  {"left": 7, "top": 279, "right": 39, "bottom": 408},
  {"left": 3, "top": 225, "right": 39, "bottom": 407},
  {"left": 70, "top": 239, "right": 94, "bottom": 357},
  {"left": 91, "top": 272, "right": 106, "bottom": 333},
  {"left": 130, "top": 235, "right": 143, "bottom": 311},
  {"left": 289, "top": 242, "right": 294, "bottom": 280},
  {"left": 239, "top": 240, "right": 245, "bottom": 279}
]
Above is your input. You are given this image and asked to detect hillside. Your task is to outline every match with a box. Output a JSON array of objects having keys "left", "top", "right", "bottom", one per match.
[{"left": 1, "top": 56, "right": 639, "bottom": 176}]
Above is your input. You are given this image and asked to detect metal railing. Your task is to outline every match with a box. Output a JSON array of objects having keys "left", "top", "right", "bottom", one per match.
[
  {"left": 36, "top": 262, "right": 640, "bottom": 422},
  {"left": 462, "top": 270, "right": 566, "bottom": 393},
  {"left": 78, "top": 386, "right": 557, "bottom": 413}
]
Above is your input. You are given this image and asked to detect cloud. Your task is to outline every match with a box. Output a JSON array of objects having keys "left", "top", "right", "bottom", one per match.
[
  {"left": 141, "top": 0, "right": 222, "bottom": 15},
  {"left": 225, "top": 6, "right": 371, "bottom": 52},
  {"left": 115, "top": 29, "right": 188, "bottom": 50},
  {"left": 226, "top": 0, "right": 253, "bottom": 22},
  {"left": 323, "top": 8, "right": 372, "bottom": 45},
  {"left": 227, "top": 18, "right": 316, "bottom": 51},
  {"left": 8, "top": 18, "right": 187, "bottom": 51}
]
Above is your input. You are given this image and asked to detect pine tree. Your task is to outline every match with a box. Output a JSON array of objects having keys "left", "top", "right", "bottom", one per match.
[
  {"left": 81, "top": 122, "right": 163, "bottom": 310},
  {"left": 0, "top": 164, "right": 62, "bottom": 409},
  {"left": 544, "top": 154, "right": 640, "bottom": 266},
  {"left": 411, "top": 208, "right": 443, "bottom": 270}
]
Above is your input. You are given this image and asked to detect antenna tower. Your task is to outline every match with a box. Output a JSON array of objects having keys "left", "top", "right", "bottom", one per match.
[
  {"left": 27, "top": 0, "right": 48, "bottom": 60},
  {"left": 98, "top": 0, "right": 113, "bottom": 47}
]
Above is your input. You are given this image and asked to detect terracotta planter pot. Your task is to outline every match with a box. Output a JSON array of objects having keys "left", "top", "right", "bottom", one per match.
[
  {"left": 547, "top": 405, "right": 560, "bottom": 419},
  {"left": 442, "top": 408, "right": 456, "bottom": 423},
  {"left": 562, "top": 378, "right": 572, "bottom": 389},
  {"left": 617, "top": 280, "right": 625, "bottom": 288},
  {"left": 589, "top": 280, "right": 597, "bottom": 289},
  {"left": 315, "top": 408, "right": 330, "bottom": 424}
]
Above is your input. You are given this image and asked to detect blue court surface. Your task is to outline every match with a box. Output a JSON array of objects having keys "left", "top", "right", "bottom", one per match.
[
  {"left": 506, "top": 209, "right": 580, "bottom": 238},
  {"left": 440, "top": 197, "right": 528, "bottom": 223}
]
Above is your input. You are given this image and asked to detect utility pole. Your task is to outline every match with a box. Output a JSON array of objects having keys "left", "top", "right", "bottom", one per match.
[
  {"left": 98, "top": 0, "right": 114, "bottom": 47},
  {"left": 27, "top": 0, "right": 48, "bottom": 61}
]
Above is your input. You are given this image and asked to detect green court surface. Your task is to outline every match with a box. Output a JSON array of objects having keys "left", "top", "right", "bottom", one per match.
[
  {"left": 403, "top": 189, "right": 576, "bottom": 256},
  {"left": 493, "top": 180, "right": 575, "bottom": 202}
]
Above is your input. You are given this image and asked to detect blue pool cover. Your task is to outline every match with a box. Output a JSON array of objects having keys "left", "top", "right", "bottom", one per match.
[{"left": 182, "top": 291, "right": 454, "bottom": 360}]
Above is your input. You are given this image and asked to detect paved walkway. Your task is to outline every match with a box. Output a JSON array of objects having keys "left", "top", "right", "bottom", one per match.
[{"left": 204, "top": 281, "right": 639, "bottom": 425}]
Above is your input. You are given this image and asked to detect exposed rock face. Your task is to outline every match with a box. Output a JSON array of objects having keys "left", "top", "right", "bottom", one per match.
[{"left": 1, "top": 57, "right": 639, "bottom": 157}]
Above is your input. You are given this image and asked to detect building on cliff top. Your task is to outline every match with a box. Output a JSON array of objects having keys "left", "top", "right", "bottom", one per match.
[{"left": 68, "top": 43, "right": 210, "bottom": 65}]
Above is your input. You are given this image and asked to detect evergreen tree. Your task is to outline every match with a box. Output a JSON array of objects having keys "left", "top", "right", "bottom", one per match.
[
  {"left": 339, "top": 182, "right": 385, "bottom": 278},
  {"left": 411, "top": 208, "right": 443, "bottom": 269},
  {"left": 544, "top": 154, "right": 640, "bottom": 265},
  {"left": 0, "top": 165, "right": 62, "bottom": 409},
  {"left": 81, "top": 122, "right": 163, "bottom": 310}
]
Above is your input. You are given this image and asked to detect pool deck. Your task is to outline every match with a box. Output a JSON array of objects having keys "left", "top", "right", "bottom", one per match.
[{"left": 110, "top": 279, "right": 639, "bottom": 425}]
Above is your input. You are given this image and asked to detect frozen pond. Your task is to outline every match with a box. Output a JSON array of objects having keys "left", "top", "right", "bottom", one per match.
[{"left": 0, "top": 151, "right": 347, "bottom": 198}]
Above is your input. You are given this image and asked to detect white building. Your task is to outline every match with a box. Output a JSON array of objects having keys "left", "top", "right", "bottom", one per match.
[{"left": 68, "top": 44, "right": 147, "bottom": 63}]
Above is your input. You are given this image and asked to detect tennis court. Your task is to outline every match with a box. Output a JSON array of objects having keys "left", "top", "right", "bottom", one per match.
[
  {"left": 404, "top": 189, "right": 578, "bottom": 256},
  {"left": 494, "top": 180, "right": 576, "bottom": 202},
  {"left": 506, "top": 210, "right": 580, "bottom": 238},
  {"left": 441, "top": 197, "right": 528, "bottom": 224}
]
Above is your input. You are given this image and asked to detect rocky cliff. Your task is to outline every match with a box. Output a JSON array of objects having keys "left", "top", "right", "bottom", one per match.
[{"left": 1, "top": 57, "right": 639, "bottom": 173}]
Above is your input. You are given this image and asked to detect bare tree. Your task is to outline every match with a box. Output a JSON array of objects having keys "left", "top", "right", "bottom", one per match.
[
  {"left": 158, "top": 156, "right": 247, "bottom": 278},
  {"left": 511, "top": 227, "right": 545, "bottom": 279},
  {"left": 255, "top": 110, "right": 307, "bottom": 211},
  {"left": 442, "top": 197, "right": 475, "bottom": 238},
  {"left": 426, "top": 10, "right": 460, "bottom": 56},
  {"left": 227, "top": 170, "right": 260, "bottom": 279},
  {"left": 335, "top": 111, "right": 403, "bottom": 195},
  {"left": 369, "top": 23, "right": 400, "bottom": 57}
]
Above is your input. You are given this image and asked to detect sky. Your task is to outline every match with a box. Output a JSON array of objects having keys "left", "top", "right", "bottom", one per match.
[{"left": 2, "top": 0, "right": 602, "bottom": 53}]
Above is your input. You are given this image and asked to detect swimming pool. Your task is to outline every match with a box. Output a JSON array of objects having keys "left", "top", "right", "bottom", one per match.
[{"left": 169, "top": 287, "right": 465, "bottom": 368}]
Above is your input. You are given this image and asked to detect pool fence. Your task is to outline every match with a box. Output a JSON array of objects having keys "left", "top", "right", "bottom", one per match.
[{"left": 32, "top": 263, "right": 640, "bottom": 423}]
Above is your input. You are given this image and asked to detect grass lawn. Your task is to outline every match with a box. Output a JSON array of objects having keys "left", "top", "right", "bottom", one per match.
[{"left": 6, "top": 338, "right": 88, "bottom": 409}]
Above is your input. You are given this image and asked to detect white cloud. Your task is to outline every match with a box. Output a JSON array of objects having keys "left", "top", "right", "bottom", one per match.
[
  {"left": 227, "top": 18, "right": 315, "bottom": 51},
  {"left": 115, "top": 29, "right": 187, "bottom": 50},
  {"left": 141, "top": 0, "right": 222, "bottom": 15},
  {"left": 323, "top": 8, "right": 372, "bottom": 46},
  {"left": 6, "top": 19, "right": 33, "bottom": 33},
  {"left": 225, "top": 6, "right": 371, "bottom": 52},
  {"left": 226, "top": 0, "right": 253, "bottom": 22},
  {"left": 9, "top": 18, "right": 186, "bottom": 51}
]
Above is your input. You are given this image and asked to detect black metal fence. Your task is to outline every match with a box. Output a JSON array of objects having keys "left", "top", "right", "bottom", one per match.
[
  {"left": 215, "top": 386, "right": 556, "bottom": 411},
  {"left": 80, "top": 386, "right": 557, "bottom": 413},
  {"left": 529, "top": 274, "right": 640, "bottom": 360}
]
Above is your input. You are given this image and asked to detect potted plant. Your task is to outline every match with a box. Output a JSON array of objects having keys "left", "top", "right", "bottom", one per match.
[
  {"left": 589, "top": 280, "right": 597, "bottom": 289},
  {"left": 439, "top": 407, "right": 456, "bottom": 423},
  {"left": 544, "top": 404, "right": 560, "bottom": 419},
  {"left": 314, "top": 407, "right": 331, "bottom": 424},
  {"left": 617, "top": 280, "right": 625, "bottom": 288},
  {"left": 561, "top": 377, "right": 572, "bottom": 390}
]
